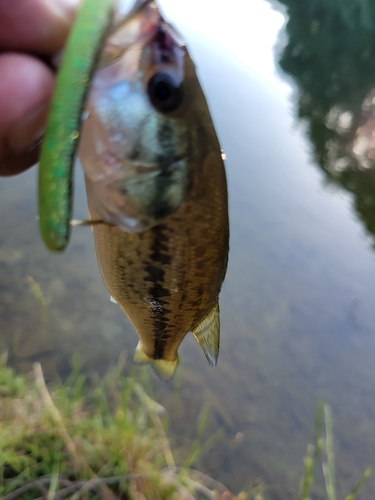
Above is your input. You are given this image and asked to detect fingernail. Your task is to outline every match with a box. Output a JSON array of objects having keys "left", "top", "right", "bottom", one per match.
[
  {"left": 8, "top": 105, "right": 49, "bottom": 156},
  {"left": 52, "top": 0, "right": 80, "bottom": 22}
]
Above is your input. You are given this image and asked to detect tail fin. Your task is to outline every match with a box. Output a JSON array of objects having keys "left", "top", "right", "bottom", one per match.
[{"left": 133, "top": 342, "right": 179, "bottom": 381}]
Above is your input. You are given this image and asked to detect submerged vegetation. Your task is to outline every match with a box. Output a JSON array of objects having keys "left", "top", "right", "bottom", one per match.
[
  {"left": 299, "top": 401, "right": 370, "bottom": 500},
  {"left": 0, "top": 354, "right": 369, "bottom": 500}
]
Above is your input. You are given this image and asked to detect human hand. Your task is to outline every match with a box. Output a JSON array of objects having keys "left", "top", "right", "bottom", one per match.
[{"left": 0, "top": 0, "right": 78, "bottom": 176}]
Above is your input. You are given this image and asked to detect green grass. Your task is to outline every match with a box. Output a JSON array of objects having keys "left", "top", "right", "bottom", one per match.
[
  {"left": 0, "top": 354, "right": 370, "bottom": 500},
  {"left": 0, "top": 353, "right": 242, "bottom": 500},
  {"left": 299, "top": 400, "right": 370, "bottom": 500}
]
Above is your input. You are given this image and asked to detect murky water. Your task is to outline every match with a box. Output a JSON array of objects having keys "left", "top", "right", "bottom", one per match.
[{"left": 2, "top": 0, "right": 375, "bottom": 498}]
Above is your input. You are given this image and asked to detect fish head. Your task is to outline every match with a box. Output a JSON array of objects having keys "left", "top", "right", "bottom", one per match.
[{"left": 79, "top": 0, "right": 198, "bottom": 232}]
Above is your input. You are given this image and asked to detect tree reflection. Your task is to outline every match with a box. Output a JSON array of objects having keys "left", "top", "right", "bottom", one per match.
[{"left": 272, "top": 0, "right": 375, "bottom": 241}]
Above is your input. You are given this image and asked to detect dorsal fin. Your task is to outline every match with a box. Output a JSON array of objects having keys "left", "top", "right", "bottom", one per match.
[{"left": 192, "top": 303, "right": 220, "bottom": 367}]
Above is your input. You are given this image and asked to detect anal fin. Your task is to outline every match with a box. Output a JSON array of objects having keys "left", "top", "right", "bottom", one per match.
[{"left": 192, "top": 302, "right": 220, "bottom": 367}]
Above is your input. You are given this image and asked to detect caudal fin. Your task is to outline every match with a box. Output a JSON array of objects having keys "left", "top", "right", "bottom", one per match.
[{"left": 133, "top": 342, "right": 179, "bottom": 381}]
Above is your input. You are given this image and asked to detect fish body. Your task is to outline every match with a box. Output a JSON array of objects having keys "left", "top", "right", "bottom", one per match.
[{"left": 78, "top": 0, "right": 229, "bottom": 379}]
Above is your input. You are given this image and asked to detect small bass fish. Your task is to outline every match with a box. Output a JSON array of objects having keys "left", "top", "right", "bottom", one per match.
[{"left": 78, "top": 0, "right": 229, "bottom": 379}]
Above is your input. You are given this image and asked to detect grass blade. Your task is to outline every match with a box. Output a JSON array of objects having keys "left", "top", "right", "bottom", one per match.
[
  {"left": 345, "top": 467, "right": 371, "bottom": 500},
  {"left": 322, "top": 405, "right": 336, "bottom": 500}
]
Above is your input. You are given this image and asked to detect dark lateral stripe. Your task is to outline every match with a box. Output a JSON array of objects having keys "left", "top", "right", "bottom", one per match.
[{"left": 142, "top": 224, "right": 173, "bottom": 360}]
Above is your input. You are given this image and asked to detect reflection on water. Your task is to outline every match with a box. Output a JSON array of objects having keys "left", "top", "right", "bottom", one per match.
[
  {"left": 2, "top": 0, "right": 375, "bottom": 498},
  {"left": 276, "top": 0, "right": 375, "bottom": 246}
]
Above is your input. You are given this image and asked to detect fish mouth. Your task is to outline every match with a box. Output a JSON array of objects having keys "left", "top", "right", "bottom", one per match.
[
  {"left": 100, "top": 0, "right": 185, "bottom": 70},
  {"left": 114, "top": 0, "right": 185, "bottom": 46}
]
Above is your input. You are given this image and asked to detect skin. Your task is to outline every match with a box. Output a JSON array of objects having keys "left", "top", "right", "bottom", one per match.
[{"left": 0, "top": 0, "right": 78, "bottom": 176}]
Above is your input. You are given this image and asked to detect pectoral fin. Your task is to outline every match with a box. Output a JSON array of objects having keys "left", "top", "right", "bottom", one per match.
[
  {"left": 133, "top": 342, "right": 179, "bottom": 381},
  {"left": 192, "top": 303, "right": 220, "bottom": 367}
]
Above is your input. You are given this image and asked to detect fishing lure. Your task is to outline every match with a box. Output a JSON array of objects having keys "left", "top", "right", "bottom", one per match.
[{"left": 38, "top": 0, "right": 114, "bottom": 251}]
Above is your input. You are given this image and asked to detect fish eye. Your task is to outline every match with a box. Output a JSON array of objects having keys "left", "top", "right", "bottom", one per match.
[{"left": 147, "top": 72, "right": 184, "bottom": 113}]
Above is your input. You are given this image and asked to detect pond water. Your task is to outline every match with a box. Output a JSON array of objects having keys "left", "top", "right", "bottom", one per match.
[{"left": 2, "top": 0, "right": 375, "bottom": 498}]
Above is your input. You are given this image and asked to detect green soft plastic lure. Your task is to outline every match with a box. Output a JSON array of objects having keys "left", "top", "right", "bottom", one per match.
[{"left": 38, "top": 0, "right": 114, "bottom": 251}]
